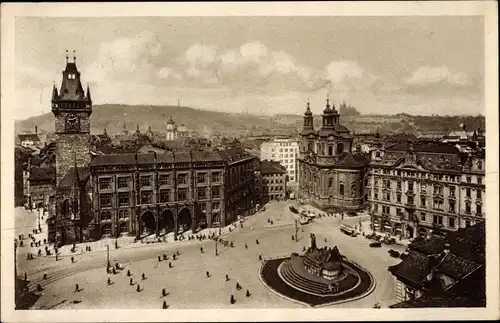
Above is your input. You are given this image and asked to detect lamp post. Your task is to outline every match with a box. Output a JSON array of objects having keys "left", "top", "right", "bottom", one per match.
[
  {"left": 106, "top": 244, "right": 110, "bottom": 270},
  {"left": 294, "top": 219, "right": 298, "bottom": 242},
  {"left": 215, "top": 237, "right": 218, "bottom": 256}
]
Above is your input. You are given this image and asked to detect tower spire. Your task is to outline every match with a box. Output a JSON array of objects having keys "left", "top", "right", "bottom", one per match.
[{"left": 86, "top": 84, "right": 91, "bottom": 102}]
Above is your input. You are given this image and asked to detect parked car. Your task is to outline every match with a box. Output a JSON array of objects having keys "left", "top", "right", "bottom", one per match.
[
  {"left": 369, "top": 242, "right": 382, "bottom": 248},
  {"left": 388, "top": 249, "right": 401, "bottom": 258},
  {"left": 365, "top": 233, "right": 377, "bottom": 240},
  {"left": 383, "top": 237, "right": 397, "bottom": 245}
]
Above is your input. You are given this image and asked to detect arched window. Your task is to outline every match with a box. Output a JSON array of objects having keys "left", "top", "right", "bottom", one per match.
[
  {"left": 328, "top": 178, "right": 333, "bottom": 188},
  {"left": 340, "top": 183, "right": 345, "bottom": 196},
  {"left": 328, "top": 146, "right": 333, "bottom": 156},
  {"left": 375, "top": 151, "right": 381, "bottom": 158},
  {"left": 351, "top": 183, "right": 357, "bottom": 197},
  {"left": 62, "top": 200, "right": 70, "bottom": 218}
]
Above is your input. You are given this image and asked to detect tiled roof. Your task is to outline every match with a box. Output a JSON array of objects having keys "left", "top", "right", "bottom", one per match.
[
  {"left": 386, "top": 141, "right": 460, "bottom": 154},
  {"left": 336, "top": 152, "right": 369, "bottom": 167},
  {"left": 89, "top": 149, "right": 252, "bottom": 167},
  {"left": 57, "top": 166, "right": 90, "bottom": 190},
  {"left": 435, "top": 253, "right": 482, "bottom": 280},
  {"left": 388, "top": 251, "right": 430, "bottom": 289},
  {"left": 447, "top": 223, "right": 485, "bottom": 264},
  {"left": 389, "top": 295, "right": 485, "bottom": 308},
  {"left": 29, "top": 167, "right": 56, "bottom": 181},
  {"left": 260, "top": 160, "right": 287, "bottom": 175},
  {"left": 409, "top": 235, "right": 447, "bottom": 255},
  {"left": 18, "top": 134, "right": 40, "bottom": 142}
]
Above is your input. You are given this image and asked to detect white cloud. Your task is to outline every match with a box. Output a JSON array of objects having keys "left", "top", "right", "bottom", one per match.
[
  {"left": 185, "top": 43, "right": 218, "bottom": 69},
  {"left": 157, "top": 67, "right": 182, "bottom": 80},
  {"left": 326, "top": 61, "right": 364, "bottom": 84},
  {"left": 239, "top": 41, "right": 268, "bottom": 63},
  {"left": 404, "top": 66, "right": 469, "bottom": 86}
]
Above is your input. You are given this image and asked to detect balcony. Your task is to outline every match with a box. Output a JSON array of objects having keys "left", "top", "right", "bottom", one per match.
[
  {"left": 448, "top": 194, "right": 456, "bottom": 200},
  {"left": 433, "top": 192, "right": 444, "bottom": 199}
]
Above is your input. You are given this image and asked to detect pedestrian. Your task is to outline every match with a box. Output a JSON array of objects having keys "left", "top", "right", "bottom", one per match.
[
  {"left": 225, "top": 274, "right": 230, "bottom": 282},
  {"left": 108, "top": 277, "right": 112, "bottom": 285},
  {"left": 43, "top": 273, "right": 47, "bottom": 280},
  {"left": 75, "top": 284, "right": 79, "bottom": 292},
  {"left": 169, "top": 262, "right": 172, "bottom": 268},
  {"left": 256, "top": 239, "right": 259, "bottom": 245},
  {"left": 200, "top": 247, "right": 204, "bottom": 253},
  {"left": 246, "top": 289, "right": 251, "bottom": 297},
  {"left": 30, "top": 242, "right": 34, "bottom": 248},
  {"left": 71, "top": 256, "right": 75, "bottom": 263},
  {"left": 88, "top": 246, "right": 92, "bottom": 252},
  {"left": 162, "top": 288, "right": 167, "bottom": 297},
  {"left": 292, "top": 235, "right": 295, "bottom": 241},
  {"left": 129, "top": 278, "right": 133, "bottom": 286},
  {"left": 24, "top": 272, "right": 27, "bottom": 281},
  {"left": 20, "top": 241, "right": 23, "bottom": 247},
  {"left": 142, "top": 273, "right": 146, "bottom": 280},
  {"left": 173, "top": 254, "right": 176, "bottom": 261},
  {"left": 324, "top": 238, "right": 327, "bottom": 243},
  {"left": 136, "top": 284, "right": 141, "bottom": 292},
  {"left": 158, "top": 256, "right": 161, "bottom": 262},
  {"left": 206, "top": 271, "right": 210, "bottom": 278},
  {"left": 245, "top": 243, "right": 248, "bottom": 249},
  {"left": 258, "top": 254, "right": 262, "bottom": 261},
  {"left": 230, "top": 241, "right": 234, "bottom": 248},
  {"left": 163, "top": 253, "right": 167, "bottom": 260},
  {"left": 162, "top": 300, "right": 168, "bottom": 309},
  {"left": 112, "top": 267, "right": 117, "bottom": 275},
  {"left": 38, "top": 249, "right": 42, "bottom": 256},
  {"left": 37, "top": 284, "right": 42, "bottom": 292},
  {"left": 176, "top": 250, "right": 180, "bottom": 256},
  {"left": 43, "top": 239, "right": 46, "bottom": 244},
  {"left": 55, "top": 254, "right": 58, "bottom": 261},
  {"left": 127, "top": 269, "right": 131, "bottom": 276},
  {"left": 230, "top": 294, "right": 235, "bottom": 304},
  {"left": 236, "top": 282, "right": 241, "bottom": 290}
]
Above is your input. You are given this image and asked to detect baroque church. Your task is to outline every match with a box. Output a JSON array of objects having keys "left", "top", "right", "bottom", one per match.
[{"left": 297, "top": 98, "right": 369, "bottom": 212}]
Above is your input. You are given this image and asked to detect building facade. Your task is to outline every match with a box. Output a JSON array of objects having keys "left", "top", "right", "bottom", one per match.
[
  {"left": 297, "top": 100, "right": 369, "bottom": 212},
  {"left": 89, "top": 149, "right": 256, "bottom": 240},
  {"left": 259, "top": 160, "right": 287, "bottom": 202},
  {"left": 260, "top": 138, "right": 300, "bottom": 183},
  {"left": 367, "top": 138, "right": 485, "bottom": 238}
]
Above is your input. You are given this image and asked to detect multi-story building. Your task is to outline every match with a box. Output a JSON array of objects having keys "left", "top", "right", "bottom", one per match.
[
  {"left": 259, "top": 160, "right": 287, "bottom": 202},
  {"left": 297, "top": 100, "right": 369, "bottom": 212},
  {"left": 260, "top": 138, "right": 300, "bottom": 183},
  {"left": 88, "top": 148, "right": 256, "bottom": 242},
  {"left": 47, "top": 56, "right": 258, "bottom": 245},
  {"left": 367, "top": 136, "right": 485, "bottom": 238}
]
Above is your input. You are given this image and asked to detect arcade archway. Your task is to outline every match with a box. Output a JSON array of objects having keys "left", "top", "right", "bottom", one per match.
[
  {"left": 178, "top": 208, "right": 192, "bottom": 233},
  {"left": 158, "top": 209, "right": 175, "bottom": 235},
  {"left": 140, "top": 211, "right": 156, "bottom": 237}
]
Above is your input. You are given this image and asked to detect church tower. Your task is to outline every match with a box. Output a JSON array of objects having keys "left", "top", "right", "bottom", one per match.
[{"left": 52, "top": 51, "right": 92, "bottom": 184}]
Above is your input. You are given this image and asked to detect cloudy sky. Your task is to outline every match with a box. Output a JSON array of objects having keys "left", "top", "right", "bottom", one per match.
[{"left": 15, "top": 16, "right": 484, "bottom": 120}]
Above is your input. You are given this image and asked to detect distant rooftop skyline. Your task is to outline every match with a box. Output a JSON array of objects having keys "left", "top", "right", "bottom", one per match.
[{"left": 15, "top": 16, "right": 484, "bottom": 120}]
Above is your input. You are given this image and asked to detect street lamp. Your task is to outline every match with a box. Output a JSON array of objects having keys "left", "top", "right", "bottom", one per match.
[{"left": 106, "top": 244, "right": 110, "bottom": 270}]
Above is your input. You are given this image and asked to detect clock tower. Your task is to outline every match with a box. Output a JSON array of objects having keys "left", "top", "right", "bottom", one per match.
[{"left": 52, "top": 52, "right": 92, "bottom": 185}]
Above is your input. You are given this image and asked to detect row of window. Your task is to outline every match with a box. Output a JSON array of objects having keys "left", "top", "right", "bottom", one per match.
[
  {"left": 99, "top": 172, "right": 222, "bottom": 190},
  {"left": 371, "top": 169, "right": 484, "bottom": 183},
  {"left": 266, "top": 186, "right": 283, "bottom": 192},
  {"left": 372, "top": 186, "right": 481, "bottom": 201},
  {"left": 99, "top": 187, "right": 222, "bottom": 208},
  {"left": 372, "top": 202, "right": 482, "bottom": 216}
]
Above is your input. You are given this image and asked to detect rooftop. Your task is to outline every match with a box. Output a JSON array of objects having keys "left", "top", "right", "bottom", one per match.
[
  {"left": 260, "top": 160, "right": 287, "bottom": 175},
  {"left": 29, "top": 167, "right": 56, "bottom": 182}
]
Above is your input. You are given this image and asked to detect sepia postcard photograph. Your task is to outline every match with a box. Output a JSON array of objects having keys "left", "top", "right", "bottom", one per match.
[{"left": 1, "top": 2, "right": 499, "bottom": 322}]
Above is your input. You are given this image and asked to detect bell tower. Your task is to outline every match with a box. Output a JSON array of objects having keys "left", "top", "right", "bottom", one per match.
[{"left": 52, "top": 50, "right": 92, "bottom": 184}]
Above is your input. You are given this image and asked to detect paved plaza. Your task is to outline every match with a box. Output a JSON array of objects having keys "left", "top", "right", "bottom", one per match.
[{"left": 15, "top": 201, "right": 406, "bottom": 309}]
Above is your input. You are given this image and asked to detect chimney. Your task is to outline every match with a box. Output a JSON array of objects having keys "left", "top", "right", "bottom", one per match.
[{"left": 35, "top": 126, "right": 38, "bottom": 136}]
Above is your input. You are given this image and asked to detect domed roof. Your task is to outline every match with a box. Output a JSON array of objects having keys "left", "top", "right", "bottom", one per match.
[
  {"left": 323, "top": 99, "right": 332, "bottom": 114},
  {"left": 304, "top": 101, "right": 313, "bottom": 116}
]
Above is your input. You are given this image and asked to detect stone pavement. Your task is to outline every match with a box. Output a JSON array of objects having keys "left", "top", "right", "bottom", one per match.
[{"left": 21, "top": 200, "right": 403, "bottom": 309}]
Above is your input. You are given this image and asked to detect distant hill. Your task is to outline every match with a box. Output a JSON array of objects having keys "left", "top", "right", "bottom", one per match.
[
  {"left": 15, "top": 104, "right": 485, "bottom": 139},
  {"left": 15, "top": 104, "right": 272, "bottom": 138}
]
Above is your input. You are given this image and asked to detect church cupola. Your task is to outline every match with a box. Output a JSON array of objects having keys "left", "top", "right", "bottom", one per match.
[{"left": 300, "top": 101, "right": 316, "bottom": 137}]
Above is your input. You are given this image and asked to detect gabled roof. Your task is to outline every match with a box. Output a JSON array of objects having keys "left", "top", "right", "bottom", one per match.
[
  {"left": 388, "top": 251, "right": 430, "bottom": 289},
  {"left": 18, "top": 134, "right": 40, "bottom": 142},
  {"left": 57, "top": 166, "right": 90, "bottom": 190}
]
